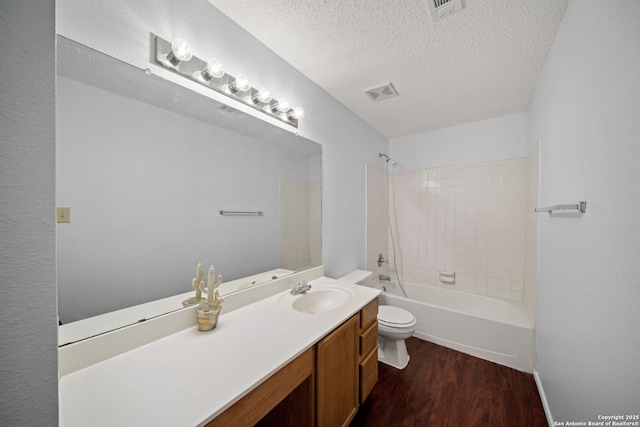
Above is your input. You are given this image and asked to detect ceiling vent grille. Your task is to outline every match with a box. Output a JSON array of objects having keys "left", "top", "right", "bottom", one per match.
[
  {"left": 365, "top": 83, "right": 398, "bottom": 102},
  {"left": 426, "top": 0, "right": 465, "bottom": 21},
  {"left": 219, "top": 105, "right": 240, "bottom": 114}
]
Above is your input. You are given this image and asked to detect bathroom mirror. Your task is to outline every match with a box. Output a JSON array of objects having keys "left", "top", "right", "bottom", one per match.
[{"left": 56, "top": 36, "right": 321, "bottom": 343}]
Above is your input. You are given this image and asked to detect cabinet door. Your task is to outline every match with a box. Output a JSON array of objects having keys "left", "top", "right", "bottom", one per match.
[{"left": 316, "top": 315, "right": 359, "bottom": 427}]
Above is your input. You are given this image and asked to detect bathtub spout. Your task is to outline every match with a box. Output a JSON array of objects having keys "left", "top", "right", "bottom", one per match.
[{"left": 379, "top": 274, "right": 391, "bottom": 282}]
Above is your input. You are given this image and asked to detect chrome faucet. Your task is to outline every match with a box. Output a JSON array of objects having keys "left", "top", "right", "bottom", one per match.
[
  {"left": 379, "top": 274, "right": 391, "bottom": 282},
  {"left": 290, "top": 280, "right": 312, "bottom": 295}
]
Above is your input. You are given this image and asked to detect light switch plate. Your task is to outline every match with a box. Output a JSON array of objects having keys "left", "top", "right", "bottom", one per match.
[{"left": 57, "top": 207, "right": 71, "bottom": 223}]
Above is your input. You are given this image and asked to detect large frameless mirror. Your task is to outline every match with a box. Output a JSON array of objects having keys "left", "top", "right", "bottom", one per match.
[{"left": 56, "top": 36, "right": 321, "bottom": 345}]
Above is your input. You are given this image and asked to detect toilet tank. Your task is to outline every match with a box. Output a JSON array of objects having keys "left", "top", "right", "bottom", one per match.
[{"left": 337, "top": 270, "right": 374, "bottom": 287}]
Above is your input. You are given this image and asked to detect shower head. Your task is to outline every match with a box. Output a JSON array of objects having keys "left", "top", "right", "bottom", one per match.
[{"left": 379, "top": 153, "right": 397, "bottom": 166}]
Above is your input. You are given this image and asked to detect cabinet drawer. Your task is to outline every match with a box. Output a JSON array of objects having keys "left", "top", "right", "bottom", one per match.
[
  {"left": 360, "top": 321, "right": 378, "bottom": 357},
  {"left": 360, "top": 298, "right": 378, "bottom": 330},
  {"left": 359, "top": 348, "right": 378, "bottom": 404}
]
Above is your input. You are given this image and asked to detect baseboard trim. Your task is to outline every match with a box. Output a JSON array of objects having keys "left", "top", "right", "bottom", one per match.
[{"left": 534, "top": 369, "right": 553, "bottom": 427}]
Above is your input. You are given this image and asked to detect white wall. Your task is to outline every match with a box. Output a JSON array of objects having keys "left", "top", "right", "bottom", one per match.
[
  {"left": 57, "top": 0, "right": 388, "bottom": 279},
  {"left": 529, "top": 0, "right": 640, "bottom": 422},
  {"left": 389, "top": 112, "right": 528, "bottom": 170},
  {"left": 0, "top": 2, "right": 58, "bottom": 425}
]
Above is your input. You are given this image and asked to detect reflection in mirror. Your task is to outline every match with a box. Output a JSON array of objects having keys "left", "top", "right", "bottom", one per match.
[{"left": 56, "top": 36, "right": 321, "bottom": 344}]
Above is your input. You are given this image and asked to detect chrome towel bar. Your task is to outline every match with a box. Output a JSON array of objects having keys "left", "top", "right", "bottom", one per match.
[
  {"left": 219, "top": 210, "right": 264, "bottom": 216},
  {"left": 535, "top": 201, "right": 587, "bottom": 214}
]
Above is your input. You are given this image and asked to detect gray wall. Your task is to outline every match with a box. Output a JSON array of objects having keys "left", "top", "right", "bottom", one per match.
[
  {"left": 0, "top": 1, "right": 58, "bottom": 426},
  {"left": 529, "top": 0, "right": 640, "bottom": 422}
]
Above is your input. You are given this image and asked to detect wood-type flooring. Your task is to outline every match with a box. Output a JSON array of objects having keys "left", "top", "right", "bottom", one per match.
[{"left": 350, "top": 337, "right": 548, "bottom": 427}]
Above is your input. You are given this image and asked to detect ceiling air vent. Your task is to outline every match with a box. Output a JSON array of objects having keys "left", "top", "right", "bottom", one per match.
[
  {"left": 365, "top": 83, "right": 398, "bottom": 102},
  {"left": 219, "top": 105, "right": 240, "bottom": 114},
  {"left": 426, "top": 0, "right": 465, "bottom": 22}
]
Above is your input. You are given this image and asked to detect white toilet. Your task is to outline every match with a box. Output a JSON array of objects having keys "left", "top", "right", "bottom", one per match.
[
  {"left": 377, "top": 305, "right": 417, "bottom": 369},
  {"left": 337, "top": 269, "right": 417, "bottom": 369}
]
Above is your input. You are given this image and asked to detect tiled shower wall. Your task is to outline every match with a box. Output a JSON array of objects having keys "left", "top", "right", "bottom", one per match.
[
  {"left": 385, "top": 158, "right": 528, "bottom": 301},
  {"left": 280, "top": 178, "right": 322, "bottom": 270},
  {"left": 308, "top": 181, "right": 322, "bottom": 267}
]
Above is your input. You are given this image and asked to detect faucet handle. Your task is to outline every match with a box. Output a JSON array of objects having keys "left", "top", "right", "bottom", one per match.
[{"left": 290, "top": 281, "right": 311, "bottom": 295}]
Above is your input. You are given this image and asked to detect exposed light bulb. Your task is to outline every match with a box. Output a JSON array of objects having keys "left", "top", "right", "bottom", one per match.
[
  {"left": 201, "top": 58, "right": 224, "bottom": 80},
  {"left": 287, "top": 106, "right": 305, "bottom": 120},
  {"left": 275, "top": 98, "right": 290, "bottom": 113},
  {"left": 168, "top": 39, "right": 193, "bottom": 65},
  {"left": 231, "top": 74, "right": 251, "bottom": 92},
  {"left": 253, "top": 87, "right": 272, "bottom": 104}
]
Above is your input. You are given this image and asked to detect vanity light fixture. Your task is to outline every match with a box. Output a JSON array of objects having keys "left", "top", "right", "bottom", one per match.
[{"left": 152, "top": 34, "right": 304, "bottom": 129}]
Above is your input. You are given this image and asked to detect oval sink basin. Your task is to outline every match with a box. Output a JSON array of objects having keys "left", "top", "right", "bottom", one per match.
[{"left": 279, "top": 285, "right": 355, "bottom": 314}]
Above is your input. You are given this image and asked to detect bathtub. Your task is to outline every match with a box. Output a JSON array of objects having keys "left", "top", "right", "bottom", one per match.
[{"left": 378, "top": 281, "right": 534, "bottom": 373}]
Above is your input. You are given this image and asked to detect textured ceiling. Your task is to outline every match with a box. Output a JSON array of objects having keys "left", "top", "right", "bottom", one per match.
[{"left": 208, "top": 0, "right": 569, "bottom": 139}]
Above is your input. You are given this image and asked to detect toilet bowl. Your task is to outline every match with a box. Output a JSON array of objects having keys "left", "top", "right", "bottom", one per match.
[
  {"left": 337, "top": 270, "right": 416, "bottom": 370},
  {"left": 377, "top": 305, "right": 416, "bottom": 369}
]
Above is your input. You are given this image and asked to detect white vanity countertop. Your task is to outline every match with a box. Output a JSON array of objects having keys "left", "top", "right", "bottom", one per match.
[
  {"left": 59, "top": 277, "right": 380, "bottom": 427},
  {"left": 58, "top": 268, "right": 295, "bottom": 347}
]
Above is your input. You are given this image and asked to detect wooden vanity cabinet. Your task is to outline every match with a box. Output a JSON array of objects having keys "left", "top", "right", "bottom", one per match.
[
  {"left": 209, "top": 297, "right": 379, "bottom": 427},
  {"left": 316, "top": 298, "right": 379, "bottom": 426}
]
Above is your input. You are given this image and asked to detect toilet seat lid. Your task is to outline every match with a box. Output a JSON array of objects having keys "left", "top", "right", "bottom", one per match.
[{"left": 378, "top": 305, "right": 415, "bottom": 326}]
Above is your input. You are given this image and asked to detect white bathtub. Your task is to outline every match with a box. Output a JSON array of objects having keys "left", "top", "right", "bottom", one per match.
[{"left": 379, "top": 281, "right": 534, "bottom": 373}]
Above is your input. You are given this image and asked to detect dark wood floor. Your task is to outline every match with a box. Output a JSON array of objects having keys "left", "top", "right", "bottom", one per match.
[{"left": 350, "top": 338, "right": 548, "bottom": 427}]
